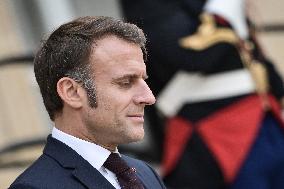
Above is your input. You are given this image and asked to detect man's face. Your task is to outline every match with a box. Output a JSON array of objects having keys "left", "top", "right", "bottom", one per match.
[{"left": 81, "top": 35, "right": 155, "bottom": 149}]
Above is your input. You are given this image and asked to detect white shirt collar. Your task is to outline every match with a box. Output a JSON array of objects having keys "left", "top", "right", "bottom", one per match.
[{"left": 51, "top": 127, "right": 117, "bottom": 170}]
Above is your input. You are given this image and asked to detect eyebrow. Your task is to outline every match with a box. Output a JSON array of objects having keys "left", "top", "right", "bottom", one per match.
[{"left": 112, "top": 73, "right": 148, "bottom": 82}]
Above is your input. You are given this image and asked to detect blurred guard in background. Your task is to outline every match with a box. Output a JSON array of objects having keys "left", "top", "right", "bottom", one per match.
[{"left": 120, "top": 0, "right": 284, "bottom": 188}]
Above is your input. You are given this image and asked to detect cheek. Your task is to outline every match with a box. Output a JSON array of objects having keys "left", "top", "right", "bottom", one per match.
[
  {"left": 96, "top": 85, "right": 134, "bottom": 112},
  {"left": 96, "top": 96, "right": 122, "bottom": 120},
  {"left": 106, "top": 94, "right": 132, "bottom": 111}
]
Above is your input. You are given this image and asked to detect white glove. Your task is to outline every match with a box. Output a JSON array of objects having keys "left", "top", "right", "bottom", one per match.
[{"left": 204, "top": 0, "right": 249, "bottom": 39}]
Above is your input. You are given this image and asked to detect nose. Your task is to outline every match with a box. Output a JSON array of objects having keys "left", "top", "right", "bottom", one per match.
[{"left": 133, "top": 80, "right": 156, "bottom": 106}]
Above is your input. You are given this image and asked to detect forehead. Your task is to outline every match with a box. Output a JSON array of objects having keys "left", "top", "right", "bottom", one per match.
[{"left": 90, "top": 35, "right": 146, "bottom": 77}]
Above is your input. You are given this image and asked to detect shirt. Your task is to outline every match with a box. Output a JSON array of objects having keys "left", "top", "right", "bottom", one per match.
[{"left": 52, "top": 127, "right": 121, "bottom": 189}]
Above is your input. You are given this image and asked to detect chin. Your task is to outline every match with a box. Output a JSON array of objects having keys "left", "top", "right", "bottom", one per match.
[
  {"left": 136, "top": 133, "right": 145, "bottom": 141},
  {"left": 127, "top": 129, "right": 145, "bottom": 143}
]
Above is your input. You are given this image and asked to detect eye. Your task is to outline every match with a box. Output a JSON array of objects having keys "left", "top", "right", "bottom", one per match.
[
  {"left": 112, "top": 75, "right": 140, "bottom": 89},
  {"left": 118, "top": 79, "right": 133, "bottom": 88}
]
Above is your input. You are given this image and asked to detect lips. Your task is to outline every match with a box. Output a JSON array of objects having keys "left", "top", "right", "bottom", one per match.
[{"left": 127, "top": 114, "right": 144, "bottom": 122}]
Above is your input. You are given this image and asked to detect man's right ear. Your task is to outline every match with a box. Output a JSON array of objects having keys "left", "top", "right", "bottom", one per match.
[{"left": 57, "top": 77, "right": 84, "bottom": 109}]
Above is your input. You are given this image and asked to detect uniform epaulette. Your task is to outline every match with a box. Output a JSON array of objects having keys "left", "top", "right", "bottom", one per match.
[{"left": 179, "top": 13, "right": 239, "bottom": 50}]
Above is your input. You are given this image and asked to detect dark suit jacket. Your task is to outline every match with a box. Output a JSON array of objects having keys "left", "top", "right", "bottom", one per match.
[{"left": 9, "top": 136, "right": 166, "bottom": 189}]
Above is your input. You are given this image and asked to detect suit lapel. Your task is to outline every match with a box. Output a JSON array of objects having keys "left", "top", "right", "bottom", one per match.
[
  {"left": 72, "top": 163, "right": 115, "bottom": 189},
  {"left": 136, "top": 170, "right": 151, "bottom": 189},
  {"left": 43, "top": 135, "right": 115, "bottom": 189},
  {"left": 121, "top": 155, "right": 151, "bottom": 189}
]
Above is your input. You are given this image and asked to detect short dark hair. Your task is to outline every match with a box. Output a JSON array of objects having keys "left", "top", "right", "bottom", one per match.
[{"left": 34, "top": 16, "right": 147, "bottom": 120}]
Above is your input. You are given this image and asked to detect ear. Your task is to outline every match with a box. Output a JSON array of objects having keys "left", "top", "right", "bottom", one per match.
[{"left": 57, "top": 77, "right": 85, "bottom": 109}]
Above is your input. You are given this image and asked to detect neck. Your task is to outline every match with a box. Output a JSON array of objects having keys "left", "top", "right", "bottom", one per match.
[{"left": 54, "top": 120, "right": 118, "bottom": 152}]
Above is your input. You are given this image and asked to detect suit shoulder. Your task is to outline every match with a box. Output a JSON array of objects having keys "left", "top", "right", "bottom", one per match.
[
  {"left": 9, "top": 154, "right": 72, "bottom": 189},
  {"left": 9, "top": 182, "right": 38, "bottom": 189}
]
